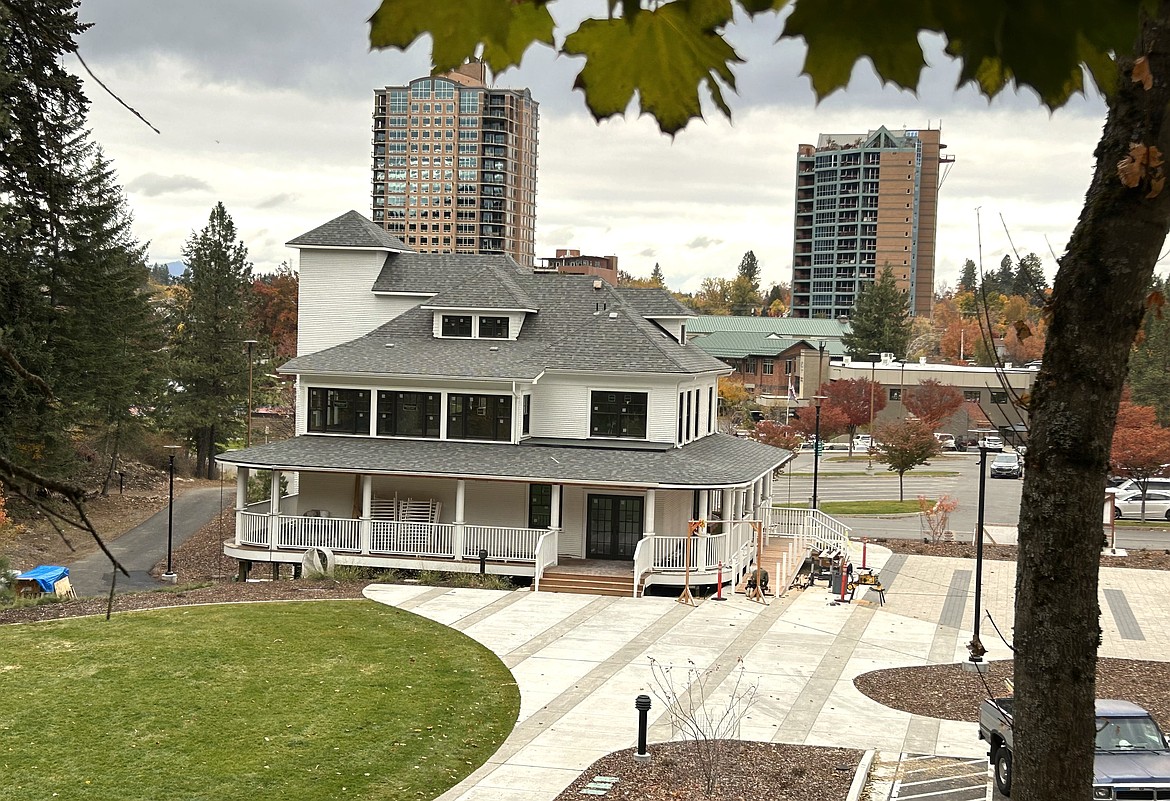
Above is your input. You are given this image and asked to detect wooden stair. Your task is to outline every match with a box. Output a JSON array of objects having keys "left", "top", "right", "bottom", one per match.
[{"left": 536, "top": 569, "right": 638, "bottom": 597}]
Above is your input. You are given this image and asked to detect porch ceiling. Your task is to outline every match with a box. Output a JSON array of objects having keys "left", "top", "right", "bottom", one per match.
[{"left": 217, "top": 432, "right": 791, "bottom": 489}]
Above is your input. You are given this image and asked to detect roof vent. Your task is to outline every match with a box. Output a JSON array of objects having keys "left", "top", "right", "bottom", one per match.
[
  {"left": 593, "top": 279, "right": 603, "bottom": 290},
  {"left": 489, "top": 346, "right": 499, "bottom": 352},
  {"left": 609, "top": 312, "right": 618, "bottom": 319},
  {"left": 384, "top": 343, "right": 395, "bottom": 348}
]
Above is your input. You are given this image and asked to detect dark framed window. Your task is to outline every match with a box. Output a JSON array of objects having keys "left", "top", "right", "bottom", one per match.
[
  {"left": 991, "top": 391, "right": 1009, "bottom": 405},
  {"left": 677, "top": 392, "right": 685, "bottom": 444},
  {"left": 479, "top": 316, "right": 509, "bottom": 338},
  {"left": 308, "top": 388, "right": 371, "bottom": 434},
  {"left": 522, "top": 394, "right": 531, "bottom": 436},
  {"left": 685, "top": 391, "right": 693, "bottom": 440},
  {"left": 708, "top": 386, "right": 715, "bottom": 433},
  {"left": 448, "top": 394, "right": 512, "bottom": 440},
  {"left": 377, "top": 390, "right": 440, "bottom": 437},
  {"left": 528, "top": 483, "right": 558, "bottom": 529},
  {"left": 591, "top": 391, "right": 648, "bottom": 439},
  {"left": 763, "top": 359, "right": 775, "bottom": 375},
  {"left": 964, "top": 390, "right": 981, "bottom": 402},
  {"left": 889, "top": 388, "right": 902, "bottom": 401},
  {"left": 441, "top": 314, "right": 472, "bottom": 337},
  {"left": 693, "top": 389, "right": 700, "bottom": 438}
]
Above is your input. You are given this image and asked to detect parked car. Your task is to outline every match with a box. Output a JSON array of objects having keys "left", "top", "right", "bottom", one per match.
[
  {"left": 933, "top": 432, "right": 957, "bottom": 450},
  {"left": 989, "top": 452, "right": 1022, "bottom": 479},
  {"left": 980, "top": 697, "right": 1170, "bottom": 797},
  {"left": 852, "top": 434, "right": 873, "bottom": 450},
  {"left": 1112, "top": 490, "right": 1170, "bottom": 520},
  {"left": 1107, "top": 477, "right": 1170, "bottom": 495},
  {"left": 978, "top": 434, "right": 1004, "bottom": 451}
]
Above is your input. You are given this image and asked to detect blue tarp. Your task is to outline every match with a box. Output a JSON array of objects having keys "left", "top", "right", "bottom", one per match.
[{"left": 16, "top": 565, "right": 70, "bottom": 593}]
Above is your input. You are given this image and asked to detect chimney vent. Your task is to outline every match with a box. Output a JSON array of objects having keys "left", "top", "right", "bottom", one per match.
[{"left": 593, "top": 279, "right": 603, "bottom": 290}]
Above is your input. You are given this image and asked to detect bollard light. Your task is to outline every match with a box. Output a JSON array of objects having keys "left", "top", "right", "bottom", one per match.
[
  {"left": 634, "top": 694, "right": 652, "bottom": 763},
  {"left": 478, "top": 548, "right": 488, "bottom": 575}
]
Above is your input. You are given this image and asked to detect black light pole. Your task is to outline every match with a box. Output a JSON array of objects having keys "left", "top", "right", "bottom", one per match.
[
  {"left": 243, "top": 339, "right": 258, "bottom": 448},
  {"left": 967, "top": 428, "right": 995, "bottom": 668},
  {"left": 163, "top": 445, "right": 181, "bottom": 582},
  {"left": 811, "top": 394, "right": 828, "bottom": 509}
]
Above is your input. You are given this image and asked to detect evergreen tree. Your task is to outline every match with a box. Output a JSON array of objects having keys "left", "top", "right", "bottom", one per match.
[
  {"left": 649, "top": 262, "right": 665, "bottom": 287},
  {"left": 841, "top": 265, "right": 912, "bottom": 357},
  {"left": 1013, "top": 252, "right": 1048, "bottom": 301},
  {"left": 737, "top": 250, "right": 760, "bottom": 291},
  {"left": 1130, "top": 275, "right": 1170, "bottom": 425},
  {"left": 958, "top": 259, "right": 977, "bottom": 292},
  {"left": 168, "top": 203, "right": 254, "bottom": 478}
]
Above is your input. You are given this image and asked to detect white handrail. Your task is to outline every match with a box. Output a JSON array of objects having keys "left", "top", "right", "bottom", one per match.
[
  {"left": 632, "top": 537, "right": 653, "bottom": 597},
  {"left": 532, "top": 529, "right": 559, "bottom": 591}
]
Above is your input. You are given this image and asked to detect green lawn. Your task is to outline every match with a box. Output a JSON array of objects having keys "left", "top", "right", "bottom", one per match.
[
  {"left": 0, "top": 601, "right": 519, "bottom": 800},
  {"left": 779, "top": 500, "right": 927, "bottom": 514}
]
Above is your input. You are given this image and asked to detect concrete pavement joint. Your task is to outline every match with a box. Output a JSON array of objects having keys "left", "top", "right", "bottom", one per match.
[
  {"left": 449, "top": 588, "right": 530, "bottom": 632},
  {"left": 503, "top": 596, "right": 618, "bottom": 669}
]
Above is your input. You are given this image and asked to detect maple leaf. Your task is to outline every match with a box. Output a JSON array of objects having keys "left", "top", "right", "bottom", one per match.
[{"left": 1132, "top": 55, "right": 1154, "bottom": 90}]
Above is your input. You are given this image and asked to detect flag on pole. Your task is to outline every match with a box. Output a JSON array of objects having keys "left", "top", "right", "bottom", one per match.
[{"left": 787, "top": 378, "right": 798, "bottom": 404}]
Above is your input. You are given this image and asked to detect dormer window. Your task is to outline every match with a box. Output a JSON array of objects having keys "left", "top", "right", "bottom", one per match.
[
  {"left": 479, "top": 316, "right": 509, "bottom": 338},
  {"left": 441, "top": 314, "right": 472, "bottom": 337}
]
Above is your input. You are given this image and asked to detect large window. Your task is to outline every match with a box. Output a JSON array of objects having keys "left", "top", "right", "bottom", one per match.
[
  {"left": 441, "top": 314, "right": 472, "bottom": 337},
  {"left": 448, "top": 394, "right": 512, "bottom": 441},
  {"left": 523, "top": 394, "right": 531, "bottom": 436},
  {"left": 591, "top": 391, "right": 648, "bottom": 439},
  {"left": 308, "top": 388, "right": 371, "bottom": 434},
  {"left": 479, "top": 316, "right": 509, "bottom": 338},
  {"left": 377, "top": 391, "right": 440, "bottom": 438},
  {"left": 964, "top": 390, "right": 981, "bottom": 402},
  {"left": 529, "top": 484, "right": 554, "bottom": 529}
]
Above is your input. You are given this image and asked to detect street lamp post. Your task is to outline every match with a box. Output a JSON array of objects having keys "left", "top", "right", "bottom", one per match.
[
  {"left": 811, "top": 394, "right": 828, "bottom": 509},
  {"left": 867, "top": 352, "right": 881, "bottom": 470},
  {"left": 162, "top": 445, "right": 181, "bottom": 583},
  {"left": 966, "top": 427, "right": 996, "bottom": 670},
  {"left": 243, "top": 339, "right": 258, "bottom": 448}
]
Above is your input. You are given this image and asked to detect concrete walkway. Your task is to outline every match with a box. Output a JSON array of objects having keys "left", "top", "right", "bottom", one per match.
[
  {"left": 66, "top": 485, "right": 230, "bottom": 597},
  {"left": 363, "top": 546, "right": 1170, "bottom": 801}
]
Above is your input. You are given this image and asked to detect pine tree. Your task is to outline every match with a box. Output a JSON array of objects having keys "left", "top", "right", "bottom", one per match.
[
  {"left": 1130, "top": 275, "right": 1170, "bottom": 424},
  {"left": 737, "top": 251, "right": 760, "bottom": 291},
  {"left": 168, "top": 203, "right": 254, "bottom": 478},
  {"left": 1013, "top": 252, "right": 1048, "bottom": 301},
  {"left": 841, "top": 265, "right": 912, "bottom": 357},
  {"left": 958, "top": 259, "right": 978, "bottom": 292},
  {"left": 649, "top": 262, "right": 665, "bottom": 287}
]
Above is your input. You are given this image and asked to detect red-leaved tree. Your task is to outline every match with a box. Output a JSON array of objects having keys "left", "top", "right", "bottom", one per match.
[
  {"left": 820, "top": 379, "right": 885, "bottom": 452},
  {"left": 790, "top": 402, "right": 849, "bottom": 443},
  {"left": 875, "top": 420, "right": 940, "bottom": 501},
  {"left": 903, "top": 378, "right": 964, "bottom": 430},
  {"left": 1110, "top": 399, "right": 1170, "bottom": 519},
  {"left": 751, "top": 420, "right": 802, "bottom": 451}
]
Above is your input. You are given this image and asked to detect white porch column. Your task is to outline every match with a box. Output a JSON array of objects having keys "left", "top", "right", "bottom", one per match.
[
  {"left": 234, "top": 467, "right": 248, "bottom": 546},
  {"left": 746, "top": 482, "right": 757, "bottom": 521},
  {"left": 644, "top": 488, "right": 656, "bottom": 536},
  {"left": 698, "top": 489, "right": 710, "bottom": 534},
  {"left": 268, "top": 469, "right": 282, "bottom": 551},
  {"left": 550, "top": 484, "right": 562, "bottom": 529},
  {"left": 360, "top": 474, "right": 373, "bottom": 555},
  {"left": 453, "top": 479, "right": 466, "bottom": 561},
  {"left": 722, "top": 487, "right": 735, "bottom": 537}
]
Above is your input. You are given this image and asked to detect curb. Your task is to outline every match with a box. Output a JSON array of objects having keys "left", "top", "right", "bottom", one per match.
[{"left": 848, "top": 749, "right": 877, "bottom": 801}]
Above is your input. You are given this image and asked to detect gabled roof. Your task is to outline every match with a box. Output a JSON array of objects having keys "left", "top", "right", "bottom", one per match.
[
  {"left": 287, "top": 210, "right": 411, "bottom": 251},
  {"left": 615, "top": 287, "right": 694, "bottom": 317},
  {"left": 690, "top": 332, "right": 812, "bottom": 360},
  {"left": 686, "top": 315, "right": 850, "bottom": 338},
  {"left": 421, "top": 266, "right": 537, "bottom": 312},
  {"left": 371, "top": 252, "right": 526, "bottom": 295},
  {"left": 282, "top": 271, "right": 730, "bottom": 380}
]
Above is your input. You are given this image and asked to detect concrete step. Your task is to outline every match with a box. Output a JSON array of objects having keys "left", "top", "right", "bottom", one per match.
[{"left": 537, "top": 571, "right": 638, "bottom": 597}]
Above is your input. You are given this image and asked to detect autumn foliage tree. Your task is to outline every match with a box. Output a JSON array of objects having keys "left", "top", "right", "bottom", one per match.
[
  {"left": 1110, "top": 399, "right": 1170, "bottom": 518},
  {"left": 819, "top": 379, "right": 885, "bottom": 452},
  {"left": 249, "top": 264, "right": 298, "bottom": 362},
  {"left": 903, "top": 379, "right": 964, "bottom": 430},
  {"left": 874, "top": 420, "right": 940, "bottom": 501},
  {"left": 789, "top": 402, "right": 848, "bottom": 443},
  {"left": 750, "top": 420, "right": 802, "bottom": 451}
]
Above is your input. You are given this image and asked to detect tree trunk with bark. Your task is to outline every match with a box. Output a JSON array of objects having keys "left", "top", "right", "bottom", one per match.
[{"left": 1015, "top": 9, "right": 1170, "bottom": 800}]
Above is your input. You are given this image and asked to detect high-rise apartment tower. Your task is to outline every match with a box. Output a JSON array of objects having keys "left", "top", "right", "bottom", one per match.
[
  {"left": 791, "top": 127, "right": 949, "bottom": 319},
  {"left": 371, "top": 62, "right": 539, "bottom": 266}
]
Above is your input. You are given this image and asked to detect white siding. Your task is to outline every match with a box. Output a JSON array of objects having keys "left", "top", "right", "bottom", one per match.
[
  {"left": 369, "top": 476, "right": 458, "bottom": 522},
  {"left": 655, "top": 489, "right": 693, "bottom": 536},
  {"left": 464, "top": 480, "right": 527, "bottom": 527},
  {"left": 560, "top": 485, "right": 585, "bottom": 557},
  {"left": 296, "top": 472, "right": 360, "bottom": 518},
  {"left": 297, "top": 248, "right": 421, "bottom": 356},
  {"left": 648, "top": 317, "right": 685, "bottom": 343},
  {"left": 531, "top": 374, "right": 685, "bottom": 444}
]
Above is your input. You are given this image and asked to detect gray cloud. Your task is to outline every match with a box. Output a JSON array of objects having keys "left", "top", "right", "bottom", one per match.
[
  {"left": 638, "top": 248, "right": 656, "bottom": 257},
  {"left": 124, "top": 173, "right": 210, "bottom": 196},
  {"left": 686, "top": 236, "right": 723, "bottom": 250},
  {"left": 256, "top": 193, "right": 298, "bottom": 210}
]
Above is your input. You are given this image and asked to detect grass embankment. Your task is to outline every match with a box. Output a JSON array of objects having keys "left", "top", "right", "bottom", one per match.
[{"left": 0, "top": 601, "right": 519, "bottom": 800}]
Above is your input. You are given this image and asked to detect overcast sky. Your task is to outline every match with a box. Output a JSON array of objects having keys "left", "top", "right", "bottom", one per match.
[{"left": 72, "top": 0, "right": 1119, "bottom": 294}]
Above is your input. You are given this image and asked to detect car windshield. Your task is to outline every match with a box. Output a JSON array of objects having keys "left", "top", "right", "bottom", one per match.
[
  {"left": 1095, "top": 716, "right": 1168, "bottom": 751},
  {"left": 993, "top": 455, "right": 1017, "bottom": 465}
]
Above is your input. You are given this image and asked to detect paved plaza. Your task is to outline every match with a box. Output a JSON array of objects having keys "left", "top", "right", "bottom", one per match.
[{"left": 363, "top": 546, "right": 1170, "bottom": 800}]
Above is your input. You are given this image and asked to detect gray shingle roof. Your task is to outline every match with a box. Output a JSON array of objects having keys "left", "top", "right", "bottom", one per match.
[
  {"left": 422, "top": 267, "right": 537, "bottom": 311},
  {"left": 218, "top": 432, "right": 791, "bottom": 488},
  {"left": 616, "top": 287, "right": 695, "bottom": 317},
  {"left": 282, "top": 270, "right": 731, "bottom": 379},
  {"left": 287, "top": 210, "right": 411, "bottom": 251},
  {"left": 371, "top": 252, "right": 526, "bottom": 295}
]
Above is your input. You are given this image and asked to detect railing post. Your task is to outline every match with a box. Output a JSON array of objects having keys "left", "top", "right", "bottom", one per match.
[
  {"left": 360, "top": 474, "right": 372, "bottom": 555},
  {"left": 453, "top": 479, "right": 466, "bottom": 561}
]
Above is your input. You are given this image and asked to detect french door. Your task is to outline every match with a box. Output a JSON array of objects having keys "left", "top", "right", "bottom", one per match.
[{"left": 586, "top": 494, "right": 644, "bottom": 559}]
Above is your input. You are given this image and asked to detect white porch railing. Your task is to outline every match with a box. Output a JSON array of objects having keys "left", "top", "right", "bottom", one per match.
[
  {"left": 371, "top": 521, "right": 456, "bottom": 558},
  {"left": 277, "top": 515, "right": 361, "bottom": 552},
  {"left": 532, "top": 529, "right": 559, "bottom": 591},
  {"left": 632, "top": 519, "right": 760, "bottom": 596},
  {"left": 239, "top": 511, "right": 270, "bottom": 546},
  {"left": 464, "top": 525, "right": 546, "bottom": 562},
  {"left": 766, "top": 506, "right": 852, "bottom": 556}
]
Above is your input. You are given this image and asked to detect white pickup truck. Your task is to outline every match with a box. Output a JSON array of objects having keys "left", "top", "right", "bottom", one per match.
[{"left": 979, "top": 697, "right": 1170, "bottom": 797}]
